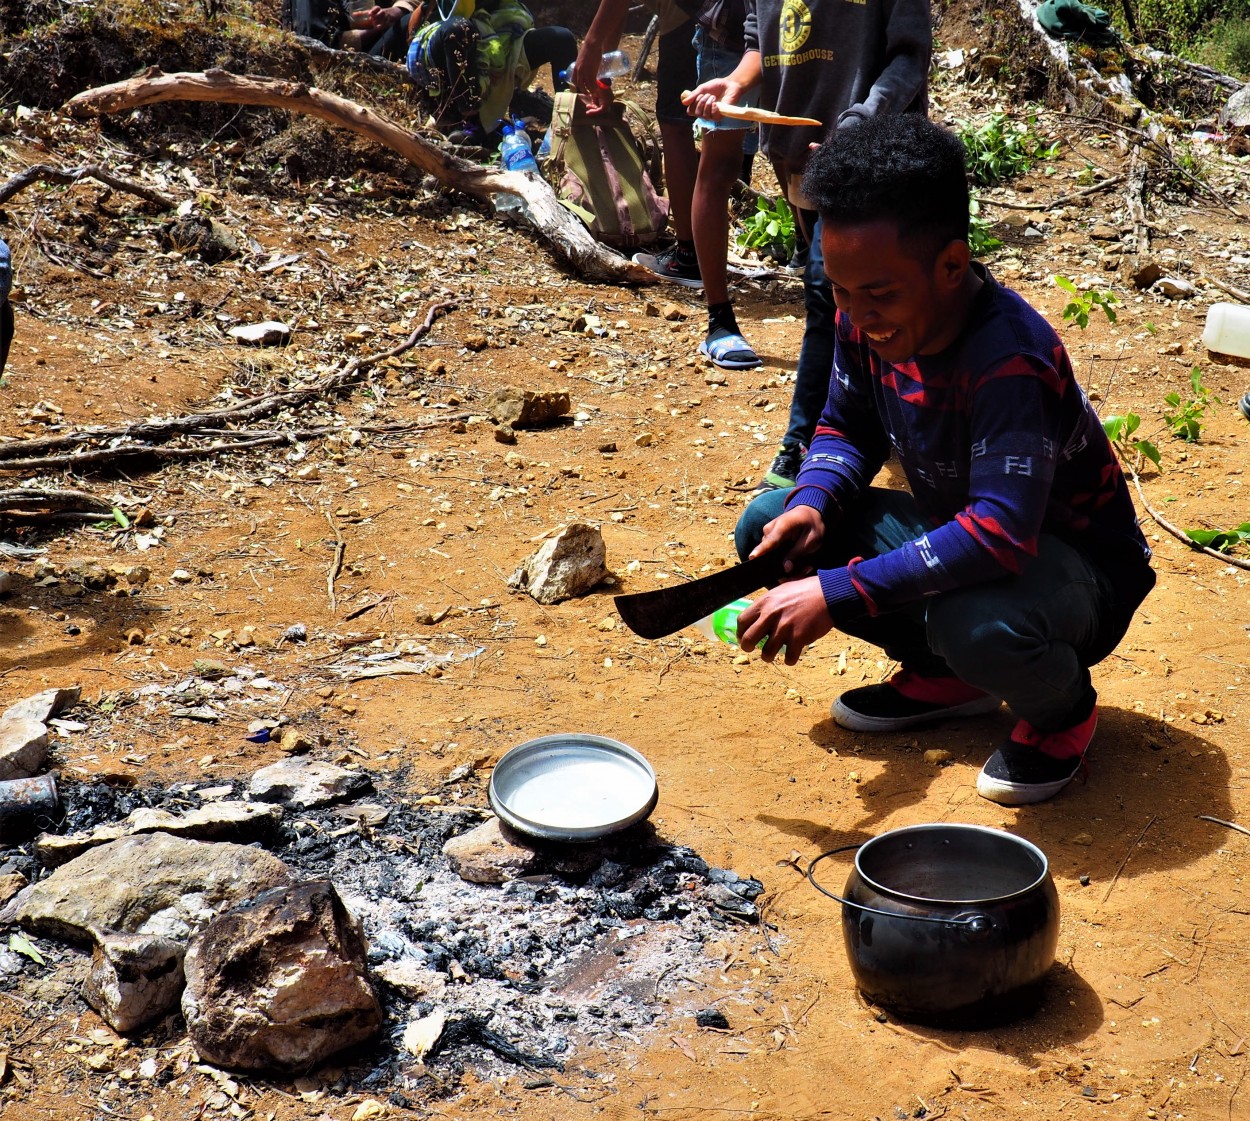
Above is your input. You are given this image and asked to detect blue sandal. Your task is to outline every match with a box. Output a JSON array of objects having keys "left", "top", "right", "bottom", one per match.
[{"left": 698, "top": 332, "right": 762, "bottom": 370}]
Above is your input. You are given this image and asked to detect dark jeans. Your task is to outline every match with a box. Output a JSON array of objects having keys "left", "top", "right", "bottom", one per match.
[
  {"left": 735, "top": 486, "right": 1113, "bottom": 731},
  {"left": 522, "top": 25, "right": 577, "bottom": 92},
  {"left": 779, "top": 212, "right": 835, "bottom": 454}
]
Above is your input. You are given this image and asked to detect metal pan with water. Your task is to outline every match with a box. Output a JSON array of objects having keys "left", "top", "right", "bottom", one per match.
[{"left": 489, "top": 734, "right": 659, "bottom": 843}]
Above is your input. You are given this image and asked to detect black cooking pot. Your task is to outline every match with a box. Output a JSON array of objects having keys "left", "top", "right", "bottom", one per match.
[{"left": 809, "top": 823, "right": 1060, "bottom": 1027}]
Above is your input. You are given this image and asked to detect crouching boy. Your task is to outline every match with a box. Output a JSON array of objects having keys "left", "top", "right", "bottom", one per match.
[{"left": 734, "top": 114, "right": 1154, "bottom": 806}]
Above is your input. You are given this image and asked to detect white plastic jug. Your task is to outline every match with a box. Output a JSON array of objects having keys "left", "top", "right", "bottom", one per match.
[{"left": 1201, "top": 302, "right": 1250, "bottom": 360}]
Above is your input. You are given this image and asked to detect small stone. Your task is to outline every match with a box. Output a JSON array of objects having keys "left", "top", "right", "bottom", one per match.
[
  {"left": 494, "top": 424, "right": 518, "bottom": 445},
  {"left": 704, "top": 369, "right": 727, "bottom": 386},
  {"left": 923, "top": 749, "right": 954, "bottom": 766},
  {"left": 170, "top": 569, "right": 193, "bottom": 584},
  {"left": 1079, "top": 873, "right": 1091, "bottom": 887},
  {"left": 634, "top": 432, "right": 654, "bottom": 448},
  {"left": 1089, "top": 223, "right": 1120, "bottom": 241},
  {"left": 248, "top": 757, "right": 372, "bottom": 809},
  {"left": 660, "top": 302, "right": 687, "bottom": 321},
  {"left": 0, "top": 871, "right": 28, "bottom": 905},
  {"left": 3, "top": 687, "right": 80, "bottom": 724},
  {"left": 483, "top": 386, "right": 571, "bottom": 429},
  {"left": 507, "top": 522, "right": 608, "bottom": 605},
  {"left": 83, "top": 931, "right": 186, "bottom": 1032},
  {"left": 1072, "top": 832, "right": 1094, "bottom": 846},
  {"left": 598, "top": 441, "right": 617, "bottom": 453},
  {"left": 695, "top": 1008, "right": 730, "bottom": 1030},
  {"left": 125, "top": 628, "right": 145, "bottom": 646},
  {"left": 229, "top": 321, "right": 291, "bottom": 347},
  {"left": 1153, "top": 276, "right": 1196, "bottom": 299},
  {"left": 0, "top": 571, "right": 12, "bottom": 595},
  {"left": 0, "top": 717, "right": 49, "bottom": 781}
]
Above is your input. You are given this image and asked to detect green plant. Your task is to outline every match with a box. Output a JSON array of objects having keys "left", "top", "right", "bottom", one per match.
[
  {"left": 1055, "top": 275, "right": 1119, "bottom": 329},
  {"left": 1184, "top": 522, "right": 1250, "bottom": 553},
  {"left": 736, "top": 195, "right": 795, "bottom": 261},
  {"left": 1103, "top": 412, "right": 1162, "bottom": 470},
  {"left": 1162, "top": 366, "right": 1220, "bottom": 440},
  {"left": 968, "top": 194, "right": 1002, "bottom": 258},
  {"left": 958, "top": 112, "right": 1060, "bottom": 186},
  {"left": 1193, "top": 16, "right": 1250, "bottom": 78}
]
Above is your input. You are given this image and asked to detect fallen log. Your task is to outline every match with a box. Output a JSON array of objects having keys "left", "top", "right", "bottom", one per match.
[{"left": 65, "top": 68, "right": 653, "bottom": 286}]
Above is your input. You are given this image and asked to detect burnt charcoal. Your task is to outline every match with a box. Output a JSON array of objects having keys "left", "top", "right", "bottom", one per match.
[
  {"left": 708, "top": 868, "right": 764, "bottom": 900},
  {"left": 587, "top": 860, "right": 628, "bottom": 889},
  {"left": 389, "top": 1091, "right": 415, "bottom": 1109},
  {"left": 58, "top": 778, "right": 162, "bottom": 832},
  {"left": 433, "top": 1014, "right": 563, "bottom": 1071},
  {"left": 667, "top": 848, "right": 711, "bottom": 877},
  {"left": 602, "top": 892, "right": 642, "bottom": 920},
  {"left": 695, "top": 1008, "right": 731, "bottom": 1029}
]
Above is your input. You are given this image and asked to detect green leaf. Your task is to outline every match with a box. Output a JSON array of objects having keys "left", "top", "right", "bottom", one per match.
[
  {"left": 112, "top": 507, "right": 130, "bottom": 530},
  {"left": 8, "top": 932, "right": 45, "bottom": 965},
  {"left": 1136, "top": 440, "right": 1161, "bottom": 468},
  {"left": 1054, "top": 276, "right": 1078, "bottom": 296},
  {"left": 1103, "top": 416, "right": 1125, "bottom": 440}
]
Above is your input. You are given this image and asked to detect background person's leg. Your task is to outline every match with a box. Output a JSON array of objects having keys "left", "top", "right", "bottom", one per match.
[{"left": 521, "top": 26, "right": 578, "bottom": 91}]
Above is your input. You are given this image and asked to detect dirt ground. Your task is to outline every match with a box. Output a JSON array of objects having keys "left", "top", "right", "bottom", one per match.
[{"left": 2, "top": 8, "right": 1250, "bottom": 1121}]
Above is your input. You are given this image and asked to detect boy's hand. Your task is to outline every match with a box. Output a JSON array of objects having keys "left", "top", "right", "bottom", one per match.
[
  {"left": 748, "top": 505, "right": 825, "bottom": 577},
  {"left": 571, "top": 42, "right": 615, "bottom": 112},
  {"left": 738, "top": 577, "right": 834, "bottom": 665},
  {"left": 682, "top": 80, "right": 739, "bottom": 121}
]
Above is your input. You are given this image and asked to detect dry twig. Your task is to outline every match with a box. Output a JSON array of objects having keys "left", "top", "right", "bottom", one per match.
[
  {"left": 1101, "top": 814, "right": 1156, "bottom": 904},
  {"left": 0, "top": 162, "right": 177, "bottom": 209}
]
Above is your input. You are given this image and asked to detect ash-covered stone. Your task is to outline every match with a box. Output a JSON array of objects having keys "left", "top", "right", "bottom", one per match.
[
  {"left": 443, "top": 817, "right": 601, "bottom": 884},
  {"left": 249, "top": 757, "right": 372, "bottom": 808}
]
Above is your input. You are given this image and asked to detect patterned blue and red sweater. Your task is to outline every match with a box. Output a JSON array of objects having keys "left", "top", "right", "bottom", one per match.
[{"left": 787, "top": 266, "right": 1154, "bottom": 633}]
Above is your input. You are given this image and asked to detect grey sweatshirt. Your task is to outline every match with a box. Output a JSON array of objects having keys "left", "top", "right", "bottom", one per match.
[{"left": 744, "top": 0, "right": 931, "bottom": 174}]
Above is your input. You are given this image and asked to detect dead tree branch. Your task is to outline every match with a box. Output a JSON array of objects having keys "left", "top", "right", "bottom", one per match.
[
  {"left": 0, "top": 489, "right": 114, "bottom": 515},
  {"left": 0, "top": 163, "right": 177, "bottom": 209},
  {"left": 1125, "top": 459, "right": 1250, "bottom": 572},
  {"left": 0, "top": 300, "right": 459, "bottom": 474},
  {"left": 65, "top": 68, "right": 654, "bottom": 286}
]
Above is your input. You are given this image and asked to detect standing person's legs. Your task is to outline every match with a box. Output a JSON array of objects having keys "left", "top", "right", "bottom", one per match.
[
  {"left": 754, "top": 207, "right": 835, "bottom": 491},
  {"left": 691, "top": 25, "right": 761, "bottom": 369},
  {"left": 521, "top": 25, "right": 578, "bottom": 91},
  {"left": 632, "top": 18, "right": 701, "bottom": 285}
]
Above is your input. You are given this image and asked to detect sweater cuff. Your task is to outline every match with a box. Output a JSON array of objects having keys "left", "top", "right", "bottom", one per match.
[
  {"left": 785, "top": 484, "right": 836, "bottom": 520},
  {"left": 818, "top": 566, "right": 865, "bottom": 622}
]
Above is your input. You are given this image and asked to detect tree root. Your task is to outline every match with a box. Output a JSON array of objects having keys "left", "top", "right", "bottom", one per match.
[{"left": 0, "top": 163, "right": 177, "bottom": 210}]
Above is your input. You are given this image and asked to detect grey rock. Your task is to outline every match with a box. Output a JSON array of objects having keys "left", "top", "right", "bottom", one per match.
[
  {"left": 248, "top": 758, "right": 372, "bottom": 808},
  {"left": 0, "top": 570, "right": 12, "bottom": 595},
  {"left": 443, "top": 818, "right": 602, "bottom": 884},
  {"left": 1220, "top": 82, "right": 1250, "bottom": 129},
  {"left": 0, "top": 871, "right": 27, "bottom": 905},
  {"left": 373, "top": 959, "right": 448, "bottom": 1000},
  {"left": 229, "top": 321, "right": 291, "bottom": 347},
  {"left": 507, "top": 522, "right": 608, "bottom": 605},
  {"left": 483, "top": 385, "right": 571, "bottom": 429},
  {"left": 83, "top": 931, "right": 186, "bottom": 1032},
  {"left": 37, "top": 800, "right": 284, "bottom": 868},
  {"left": 182, "top": 879, "right": 381, "bottom": 1072},
  {"left": 161, "top": 215, "right": 240, "bottom": 263},
  {"left": 1, "top": 831, "right": 294, "bottom": 944},
  {"left": 2, "top": 686, "right": 80, "bottom": 725},
  {"left": 0, "top": 717, "right": 49, "bottom": 781}
]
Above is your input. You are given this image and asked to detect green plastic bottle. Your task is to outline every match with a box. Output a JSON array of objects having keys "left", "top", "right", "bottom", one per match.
[{"left": 692, "top": 598, "right": 754, "bottom": 645}]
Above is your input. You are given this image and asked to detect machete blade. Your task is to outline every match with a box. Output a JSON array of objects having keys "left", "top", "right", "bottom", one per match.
[{"left": 613, "top": 553, "right": 787, "bottom": 640}]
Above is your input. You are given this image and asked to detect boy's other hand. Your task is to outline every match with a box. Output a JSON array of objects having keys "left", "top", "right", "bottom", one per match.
[
  {"left": 572, "top": 42, "right": 615, "bottom": 111},
  {"left": 738, "top": 577, "right": 833, "bottom": 665},
  {"left": 749, "top": 505, "right": 825, "bottom": 576}
]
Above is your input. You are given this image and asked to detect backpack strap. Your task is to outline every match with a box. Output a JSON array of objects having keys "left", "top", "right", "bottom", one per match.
[{"left": 550, "top": 90, "right": 578, "bottom": 167}]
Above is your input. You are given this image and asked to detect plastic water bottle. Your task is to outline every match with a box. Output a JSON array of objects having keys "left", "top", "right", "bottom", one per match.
[
  {"left": 1202, "top": 302, "right": 1250, "bottom": 360},
  {"left": 692, "top": 598, "right": 754, "bottom": 645},
  {"left": 499, "top": 124, "right": 539, "bottom": 174},
  {"left": 536, "top": 124, "right": 554, "bottom": 161},
  {"left": 558, "top": 49, "right": 630, "bottom": 87},
  {"left": 496, "top": 124, "right": 538, "bottom": 219}
]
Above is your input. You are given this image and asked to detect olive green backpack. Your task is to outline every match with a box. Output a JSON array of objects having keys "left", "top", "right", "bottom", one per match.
[{"left": 541, "top": 91, "right": 668, "bottom": 249}]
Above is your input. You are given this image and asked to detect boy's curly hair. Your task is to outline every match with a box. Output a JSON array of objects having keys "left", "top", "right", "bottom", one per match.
[{"left": 801, "top": 114, "right": 970, "bottom": 263}]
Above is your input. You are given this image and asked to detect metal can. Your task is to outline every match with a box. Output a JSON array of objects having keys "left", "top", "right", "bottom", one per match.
[{"left": 0, "top": 773, "right": 61, "bottom": 844}]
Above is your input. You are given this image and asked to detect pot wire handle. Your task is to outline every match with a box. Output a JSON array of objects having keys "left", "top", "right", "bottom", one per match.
[{"left": 806, "top": 849, "right": 993, "bottom": 932}]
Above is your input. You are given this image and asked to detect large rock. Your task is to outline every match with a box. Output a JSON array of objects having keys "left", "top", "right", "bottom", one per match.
[
  {"left": 1220, "top": 82, "right": 1250, "bottom": 130},
  {"left": 182, "top": 880, "right": 382, "bottom": 1072},
  {"left": 483, "top": 386, "right": 571, "bottom": 429},
  {"left": 0, "top": 832, "right": 294, "bottom": 944},
  {"left": 507, "top": 522, "right": 608, "bottom": 605},
  {"left": 37, "top": 801, "right": 284, "bottom": 868},
  {"left": 0, "top": 717, "right": 49, "bottom": 781},
  {"left": 248, "top": 758, "right": 372, "bottom": 809},
  {"left": 82, "top": 931, "right": 186, "bottom": 1033},
  {"left": 3, "top": 687, "right": 80, "bottom": 724}
]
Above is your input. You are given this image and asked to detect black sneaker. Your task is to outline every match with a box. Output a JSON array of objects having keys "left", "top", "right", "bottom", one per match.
[
  {"left": 831, "top": 669, "right": 1001, "bottom": 733},
  {"left": 632, "top": 245, "right": 703, "bottom": 288},
  {"left": 780, "top": 241, "right": 810, "bottom": 276},
  {"left": 975, "top": 710, "right": 1097, "bottom": 805},
  {"left": 1239, "top": 392, "right": 1250, "bottom": 421},
  {"left": 749, "top": 445, "right": 804, "bottom": 494}
]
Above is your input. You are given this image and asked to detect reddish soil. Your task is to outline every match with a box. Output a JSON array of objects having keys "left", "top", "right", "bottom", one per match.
[{"left": 1, "top": 10, "right": 1249, "bottom": 1121}]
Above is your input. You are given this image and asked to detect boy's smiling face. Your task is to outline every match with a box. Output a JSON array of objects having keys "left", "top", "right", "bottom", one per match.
[{"left": 820, "top": 218, "right": 975, "bottom": 363}]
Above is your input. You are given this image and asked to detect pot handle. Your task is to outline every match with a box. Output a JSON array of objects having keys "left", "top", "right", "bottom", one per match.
[{"left": 807, "top": 849, "right": 995, "bottom": 935}]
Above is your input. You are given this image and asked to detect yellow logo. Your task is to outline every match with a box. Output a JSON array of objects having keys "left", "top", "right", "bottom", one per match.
[{"left": 779, "top": 0, "right": 812, "bottom": 53}]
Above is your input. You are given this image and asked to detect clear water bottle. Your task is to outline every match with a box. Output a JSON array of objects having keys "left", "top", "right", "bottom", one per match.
[
  {"left": 499, "top": 124, "right": 539, "bottom": 174},
  {"left": 692, "top": 598, "right": 753, "bottom": 645},
  {"left": 536, "top": 123, "right": 554, "bottom": 161},
  {"left": 558, "top": 49, "right": 630, "bottom": 87}
]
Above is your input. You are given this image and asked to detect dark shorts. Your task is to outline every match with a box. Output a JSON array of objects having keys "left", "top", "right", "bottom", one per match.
[{"left": 656, "top": 16, "right": 697, "bottom": 126}]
